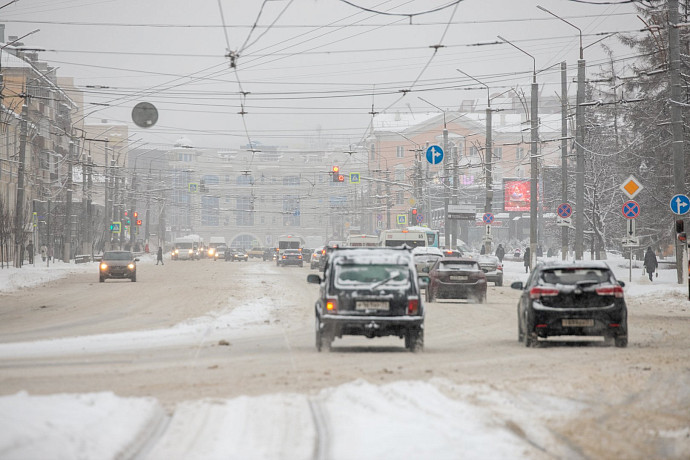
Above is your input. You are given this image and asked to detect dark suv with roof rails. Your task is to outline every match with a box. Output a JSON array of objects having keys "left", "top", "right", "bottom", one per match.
[
  {"left": 307, "top": 246, "right": 425, "bottom": 352},
  {"left": 511, "top": 260, "right": 628, "bottom": 347}
]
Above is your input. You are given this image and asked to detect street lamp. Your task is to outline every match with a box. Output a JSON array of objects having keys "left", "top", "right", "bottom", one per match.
[
  {"left": 498, "top": 35, "right": 539, "bottom": 270},
  {"left": 537, "top": 5, "right": 585, "bottom": 260}
]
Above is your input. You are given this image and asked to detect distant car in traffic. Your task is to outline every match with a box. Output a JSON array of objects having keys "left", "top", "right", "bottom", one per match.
[
  {"left": 226, "top": 248, "right": 248, "bottom": 262},
  {"left": 412, "top": 246, "right": 443, "bottom": 274},
  {"left": 425, "top": 257, "right": 487, "bottom": 303},
  {"left": 278, "top": 249, "right": 303, "bottom": 267},
  {"left": 306, "top": 247, "right": 425, "bottom": 352},
  {"left": 310, "top": 246, "right": 325, "bottom": 269},
  {"left": 476, "top": 255, "right": 503, "bottom": 286},
  {"left": 511, "top": 261, "right": 628, "bottom": 347},
  {"left": 213, "top": 244, "right": 227, "bottom": 261},
  {"left": 99, "top": 250, "right": 139, "bottom": 283}
]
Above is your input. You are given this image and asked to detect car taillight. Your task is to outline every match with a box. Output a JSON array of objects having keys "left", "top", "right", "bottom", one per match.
[
  {"left": 321, "top": 249, "right": 326, "bottom": 255},
  {"left": 407, "top": 297, "right": 419, "bottom": 315},
  {"left": 282, "top": 255, "right": 287, "bottom": 259},
  {"left": 326, "top": 297, "right": 337, "bottom": 312},
  {"left": 530, "top": 287, "right": 559, "bottom": 299},
  {"left": 596, "top": 285, "right": 624, "bottom": 298},
  {"left": 497, "top": 264, "right": 503, "bottom": 271},
  {"left": 298, "top": 255, "right": 302, "bottom": 259}
]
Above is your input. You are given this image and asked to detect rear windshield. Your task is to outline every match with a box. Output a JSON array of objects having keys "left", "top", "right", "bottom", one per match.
[
  {"left": 103, "top": 252, "right": 133, "bottom": 260},
  {"left": 539, "top": 268, "right": 614, "bottom": 285},
  {"left": 334, "top": 264, "right": 410, "bottom": 288},
  {"left": 438, "top": 260, "right": 478, "bottom": 271},
  {"left": 176, "top": 242, "right": 193, "bottom": 249}
]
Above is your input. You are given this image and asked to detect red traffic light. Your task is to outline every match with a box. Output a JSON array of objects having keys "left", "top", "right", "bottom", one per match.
[
  {"left": 337, "top": 174, "right": 344, "bottom": 182},
  {"left": 411, "top": 208, "right": 418, "bottom": 215},
  {"left": 332, "top": 165, "right": 340, "bottom": 173},
  {"left": 136, "top": 219, "right": 142, "bottom": 226}
]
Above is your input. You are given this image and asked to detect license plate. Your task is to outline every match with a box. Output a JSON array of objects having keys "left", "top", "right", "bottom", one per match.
[
  {"left": 450, "top": 275, "right": 468, "bottom": 281},
  {"left": 356, "top": 301, "right": 389, "bottom": 311},
  {"left": 562, "top": 319, "right": 594, "bottom": 327}
]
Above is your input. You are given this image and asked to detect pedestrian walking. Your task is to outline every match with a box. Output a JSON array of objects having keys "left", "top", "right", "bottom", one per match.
[
  {"left": 495, "top": 244, "right": 505, "bottom": 263},
  {"left": 480, "top": 245, "right": 486, "bottom": 255},
  {"left": 26, "top": 242, "right": 34, "bottom": 264},
  {"left": 156, "top": 246, "right": 164, "bottom": 265},
  {"left": 40, "top": 245, "right": 47, "bottom": 262},
  {"left": 523, "top": 247, "right": 531, "bottom": 273},
  {"left": 643, "top": 246, "right": 658, "bottom": 281}
]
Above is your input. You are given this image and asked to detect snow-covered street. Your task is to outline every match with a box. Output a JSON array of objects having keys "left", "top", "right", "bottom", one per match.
[{"left": 0, "top": 255, "right": 689, "bottom": 459}]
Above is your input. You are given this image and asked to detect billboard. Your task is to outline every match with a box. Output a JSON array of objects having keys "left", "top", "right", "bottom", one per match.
[{"left": 503, "top": 179, "right": 535, "bottom": 212}]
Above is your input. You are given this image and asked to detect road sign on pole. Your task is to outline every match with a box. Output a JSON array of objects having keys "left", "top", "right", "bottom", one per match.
[
  {"left": 669, "top": 194, "right": 690, "bottom": 215},
  {"left": 397, "top": 214, "right": 407, "bottom": 225},
  {"left": 425, "top": 145, "right": 444, "bottom": 165},
  {"left": 557, "top": 203, "right": 572, "bottom": 219},
  {"left": 622, "top": 200, "right": 640, "bottom": 219},
  {"left": 627, "top": 218, "right": 636, "bottom": 237},
  {"left": 620, "top": 175, "right": 644, "bottom": 199},
  {"left": 350, "top": 172, "right": 360, "bottom": 184},
  {"left": 482, "top": 213, "right": 494, "bottom": 224}
]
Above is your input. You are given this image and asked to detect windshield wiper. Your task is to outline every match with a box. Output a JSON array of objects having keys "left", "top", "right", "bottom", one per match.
[{"left": 370, "top": 271, "right": 401, "bottom": 289}]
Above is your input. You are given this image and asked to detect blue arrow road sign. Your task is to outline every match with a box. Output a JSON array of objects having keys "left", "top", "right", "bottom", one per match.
[
  {"left": 622, "top": 200, "right": 640, "bottom": 219},
  {"left": 670, "top": 194, "right": 690, "bottom": 215},
  {"left": 557, "top": 203, "right": 572, "bottom": 219},
  {"left": 482, "top": 213, "right": 494, "bottom": 224},
  {"left": 426, "top": 145, "right": 444, "bottom": 165}
]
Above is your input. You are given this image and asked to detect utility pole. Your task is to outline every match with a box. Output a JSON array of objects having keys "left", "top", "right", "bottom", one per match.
[
  {"left": 498, "top": 35, "right": 539, "bottom": 269},
  {"left": 63, "top": 138, "right": 74, "bottom": 262},
  {"left": 670, "top": 0, "right": 686, "bottom": 284},
  {"left": 13, "top": 103, "right": 28, "bottom": 268},
  {"left": 561, "top": 62, "right": 569, "bottom": 260}
]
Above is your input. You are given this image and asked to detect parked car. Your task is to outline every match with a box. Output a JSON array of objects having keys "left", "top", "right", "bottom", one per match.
[
  {"left": 476, "top": 255, "right": 503, "bottom": 286},
  {"left": 425, "top": 257, "right": 487, "bottom": 303},
  {"left": 226, "top": 248, "right": 248, "bottom": 262},
  {"left": 278, "top": 249, "right": 303, "bottom": 267},
  {"left": 306, "top": 247, "right": 425, "bottom": 352},
  {"left": 99, "top": 250, "right": 139, "bottom": 282},
  {"left": 511, "top": 261, "right": 628, "bottom": 347},
  {"left": 310, "top": 246, "right": 325, "bottom": 269}
]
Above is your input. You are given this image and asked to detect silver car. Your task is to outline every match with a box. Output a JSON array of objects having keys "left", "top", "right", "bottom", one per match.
[{"left": 477, "top": 255, "right": 503, "bottom": 286}]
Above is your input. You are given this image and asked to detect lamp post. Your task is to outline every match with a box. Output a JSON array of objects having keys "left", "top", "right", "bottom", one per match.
[
  {"left": 537, "top": 5, "right": 585, "bottom": 260},
  {"left": 457, "top": 69, "right": 495, "bottom": 255},
  {"left": 498, "top": 35, "right": 539, "bottom": 270}
]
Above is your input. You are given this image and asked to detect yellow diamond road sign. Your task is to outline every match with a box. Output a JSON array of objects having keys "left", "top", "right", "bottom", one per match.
[{"left": 620, "top": 175, "right": 643, "bottom": 199}]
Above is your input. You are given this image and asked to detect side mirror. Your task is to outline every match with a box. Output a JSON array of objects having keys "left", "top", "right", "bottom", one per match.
[
  {"left": 510, "top": 281, "right": 523, "bottom": 290},
  {"left": 307, "top": 274, "right": 321, "bottom": 284},
  {"left": 617, "top": 280, "right": 626, "bottom": 288},
  {"left": 134, "top": 258, "right": 140, "bottom": 262}
]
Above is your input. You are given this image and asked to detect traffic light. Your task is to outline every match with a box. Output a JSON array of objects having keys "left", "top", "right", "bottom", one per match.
[
  {"left": 675, "top": 219, "right": 684, "bottom": 233},
  {"left": 124, "top": 211, "right": 128, "bottom": 217},
  {"left": 332, "top": 165, "right": 341, "bottom": 182},
  {"left": 409, "top": 208, "right": 418, "bottom": 222},
  {"left": 136, "top": 219, "right": 142, "bottom": 226},
  {"left": 133, "top": 211, "right": 138, "bottom": 219}
]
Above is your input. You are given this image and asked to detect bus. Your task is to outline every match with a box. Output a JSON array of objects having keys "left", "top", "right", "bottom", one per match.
[
  {"left": 346, "top": 234, "right": 379, "bottom": 247},
  {"left": 379, "top": 229, "right": 428, "bottom": 248},
  {"left": 406, "top": 226, "right": 440, "bottom": 248}
]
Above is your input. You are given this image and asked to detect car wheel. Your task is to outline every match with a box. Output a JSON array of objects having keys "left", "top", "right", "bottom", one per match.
[
  {"left": 517, "top": 309, "right": 525, "bottom": 342},
  {"left": 524, "top": 314, "right": 536, "bottom": 347},
  {"left": 496, "top": 278, "right": 503, "bottom": 287},
  {"left": 99, "top": 276, "right": 105, "bottom": 283},
  {"left": 315, "top": 317, "right": 323, "bottom": 352},
  {"left": 407, "top": 329, "right": 424, "bottom": 352},
  {"left": 131, "top": 274, "right": 136, "bottom": 282},
  {"left": 615, "top": 336, "right": 628, "bottom": 348}
]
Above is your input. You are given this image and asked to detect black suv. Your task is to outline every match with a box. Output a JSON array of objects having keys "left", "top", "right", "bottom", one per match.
[
  {"left": 306, "top": 247, "right": 425, "bottom": 352},
  {"left": 511, "top": 261, "right": 628, "bottom": 347}
]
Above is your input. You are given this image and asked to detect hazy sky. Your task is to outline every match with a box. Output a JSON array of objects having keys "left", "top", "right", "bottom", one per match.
[{"left": 1, "top": 0, "right": 645, "bottom": 150}]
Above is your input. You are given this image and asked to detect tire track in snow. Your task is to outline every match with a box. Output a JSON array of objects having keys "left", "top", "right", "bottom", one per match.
[{"left": 308, "top": 397, "right": 329, "bottom": 460}]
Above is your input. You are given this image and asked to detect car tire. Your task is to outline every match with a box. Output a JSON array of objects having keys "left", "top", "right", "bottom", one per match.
[
  {"left": 99, "top": 276, "right": 105, "bottom": 283},
  {"left": 524, "top": 315, "right": 536, "bottom": 347},
  {"left": 407, "top": 329, "right": 424, "bottom": 352},
  {"left": 315, "top": 317, "right": 323, "bottom": 352},
  {"left": 615, "top": 336, "right": 628, "bottom": 348},
  {"left": 496, "top": 278, "right": 503, "bottom": 287},
  {"left": 131, "top": 275, "right": 136, "bottom": 282},
  {"left": 517, "top": 309, "right": 525, "bottom": 342}
]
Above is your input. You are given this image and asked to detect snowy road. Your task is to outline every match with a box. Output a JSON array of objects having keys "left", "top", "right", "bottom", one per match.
[{"left": 0, "top": 256, "right": 688, "bottom": 459}]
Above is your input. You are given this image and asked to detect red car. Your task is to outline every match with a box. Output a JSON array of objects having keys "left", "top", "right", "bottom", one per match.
[{"left": 425, "top": 257, "right": 487, "bottom": 303}]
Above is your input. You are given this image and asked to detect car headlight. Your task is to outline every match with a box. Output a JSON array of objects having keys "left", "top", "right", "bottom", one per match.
[
  {"left": 100, "top": 263, "right": 108, "bottom": 270},
  {"left": 188, "top": 249, "right": 193, "bottom": 254},
  {"left": 209, "top": 249, "right": 214, "bottom": 255},
  {"left": 128, "top": 263, "right": 135, "bottom": 270},
  {"left": 174, "top": 249, "right": 179, "bottom": 254}
]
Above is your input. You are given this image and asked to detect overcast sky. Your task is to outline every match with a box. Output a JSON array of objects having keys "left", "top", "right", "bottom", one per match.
[{"left": 1, "top": 0, "right": 645, "bottom": 150}]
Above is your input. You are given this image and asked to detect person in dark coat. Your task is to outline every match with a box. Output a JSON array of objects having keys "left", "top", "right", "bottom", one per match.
[
  {"left": 26, "top": 242, "right": 34, "bottom": 264},
  {"left": 156, "top": 246, "right": 164, "bottom": 265},
  {"left": 495, "top": 244, "right": 505, "bottom": 263},
  {"left": 523, "top": 247, "right": 531, "bottom": 273},
  {"left": 643, "top": 246, "right": 657, "bottom": 281},
  {"left": 480, "top": 245, "right": 486, "bottom": 255}
]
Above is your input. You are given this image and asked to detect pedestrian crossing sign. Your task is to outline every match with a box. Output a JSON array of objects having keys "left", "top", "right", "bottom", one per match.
[{"left": 397, "top": 214, "right": 407, "bottom": 225}]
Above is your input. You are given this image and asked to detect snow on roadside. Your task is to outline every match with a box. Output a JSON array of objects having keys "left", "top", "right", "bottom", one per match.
[
  {"left": 0, "top": 391, "right": 166, "bottom": 460},
  {"left": 0, "top": 379, "right": 583, "bottom": 460},
  {"left": 0, "top": 261, "right": 95, "bottom": 293}
]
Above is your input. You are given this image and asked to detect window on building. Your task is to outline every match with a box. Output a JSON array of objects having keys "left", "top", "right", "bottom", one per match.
[
  {"left": 201, "top": 195, "right": 219, "bottom": 227},
  {"left": 493, "top": 147, "right": 502, "bottom": 159},
  {"left": 236, "top": 196, "right": 254, "bottom": 226},
  {"left": 370, "top": 144, "right": 376, "bottom": 161},
  {"left": 237, "top": 175, "right": 254, "bottom": 186},
  {"left": 469, "top": 146, "right": 479, "bottom": 157},
  {"left": 396, "top": 191, "right": 404, "bottom": 205},
  {"left": 516, "top": 147, "right": 524, "bottom": 160},
  {"left": 396, "top": 145, "right": 404, "bottom": 158},
  {"left": 282, "top": 195, "right": 300, "bottom": 226},
  {"left": 395, "top": 165, "right": 405, "bottom": 182},
  {"left": 282, "top": 175, "right": 300, "bottom": 186}
]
